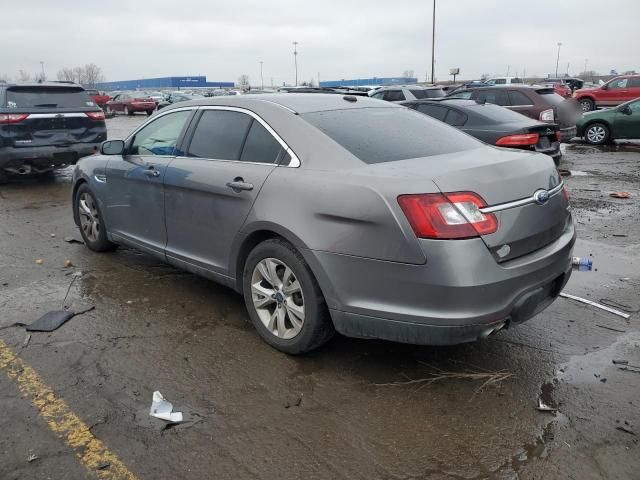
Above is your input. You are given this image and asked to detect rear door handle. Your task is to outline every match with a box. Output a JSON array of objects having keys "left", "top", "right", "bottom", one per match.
[
  {"left": 226, "top": 178, "right": 254, "bottom": 192},
  {"left": 143, "top": 166, "right": 160, "bottom": 177}
]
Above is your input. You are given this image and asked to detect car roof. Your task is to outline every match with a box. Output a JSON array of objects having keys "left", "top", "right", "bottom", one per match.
[
  {"left": 375, "top": 85, "right": 442, "bottom": 91},
  {"left": 162, "top": 93, "right": 399, "bottom": 114}
]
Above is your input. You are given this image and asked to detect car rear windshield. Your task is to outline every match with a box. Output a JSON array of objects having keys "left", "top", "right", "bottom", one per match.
[
  {"left": 536, "top": 90, "right": 565, "bottom": 106},
  {"left": 467, "top": 103, "right": 535, "bottom": 124},
  {"left": 410, "top": 88, "right": 445, "bottom": 99},
  {"left": 5, "top": 87, "right": 95, "bottom": 108},
  {"left": 301, "top": 107, "right": 480, "bottom": 164},
  {"left": 511, "top": 78, "right": 524, "bottom": 84}
]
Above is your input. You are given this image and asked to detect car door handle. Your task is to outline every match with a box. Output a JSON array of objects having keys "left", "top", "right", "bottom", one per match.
[
  {"left": 226, "top": 178, "right": 254, "bottom": 192},
  {"left": 143, "top": 167, "right": 160, "bottom": 177}
]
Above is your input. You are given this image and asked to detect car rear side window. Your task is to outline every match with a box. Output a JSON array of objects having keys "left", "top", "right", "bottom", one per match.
[
  {"left": 537, "top": 91, "right": 565, "bottom": 106},
  {"left": 302, "top": 107, "right": 480, "bottom": 164},
  {"left": 629, "top": 78, "right": 640, "bottom": 88},
  {"left": 508, "top": 90, "right": 532, "bottom": 105},
  {"left": 416, "top": 104, "right": 448, "bottom": 121},
  {"left": 129, "top": 110, "right": 191, "bottom": 156},
  {"left": 384, "top": 90, "right": 405, "bottom": 101},
  {"left": 511, "top": 78, "right": 524, "bottom": 84},
  {"left": 239, "top": 120, "right": 283, "bottom": 164},
  {"left": 187, "top": 110, "right": 252, "bottom": 160},
  {"left": 447, "top": 91, "right": 473, "bottom": 99},
  {"left": 5, "top": 87, "right": 95, "bottom": 108},
  {"left": 493, "top": 79, "right": 506, "bottom": 85},
  {"left": 477, "top": 90, "right": 509, "bottom": 106},
  {"left": 444, "top": 109, "right": 467, "bottom": 126}
]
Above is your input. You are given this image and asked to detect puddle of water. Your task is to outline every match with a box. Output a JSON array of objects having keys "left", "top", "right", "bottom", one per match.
[{"left": 557, "top": 332, "right": 640, "bottom": 385}]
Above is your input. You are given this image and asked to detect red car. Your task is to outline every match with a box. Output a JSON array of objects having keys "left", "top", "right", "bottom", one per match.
[
  {"left": 105, "top": 93, "right": 156, "bottom": 116},
  {"left": 542, "top": 82, "right": 572, "bottom": 98},
  {"left": 85, "top": 89, "right": 111, "bottom": 109},
  {"left": 573, "top": 75, "right": 640, "bottom": 112}
]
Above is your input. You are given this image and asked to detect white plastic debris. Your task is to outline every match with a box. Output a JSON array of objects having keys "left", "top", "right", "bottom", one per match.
[
  {"left": 149, "top": 391, "right": 183, "bottom": 422},
  {"left": 536, "top": 398, "right": 556, "bottom": 412},
  {"left": 560, "top": 293, "right": 631, "bottom": 319}
]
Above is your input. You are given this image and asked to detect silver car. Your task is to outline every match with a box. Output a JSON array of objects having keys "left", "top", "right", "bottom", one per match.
[{"left": 71, "top": 94, "right": 575, "bottom": 354}]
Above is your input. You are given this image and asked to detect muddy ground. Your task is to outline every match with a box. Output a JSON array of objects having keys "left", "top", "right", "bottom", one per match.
[{"left": 0, "top": 114, "right": 639, "bottom": 480}]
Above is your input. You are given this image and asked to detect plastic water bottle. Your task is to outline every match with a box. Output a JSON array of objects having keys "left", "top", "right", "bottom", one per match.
[{"left": 572, "top": 256, "right": 592, "bottom": 271}]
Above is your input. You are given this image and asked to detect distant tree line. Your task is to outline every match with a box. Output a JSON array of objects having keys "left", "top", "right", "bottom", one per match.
[{"left": 0, "top": 64, "right": 105, "bottom": 87}]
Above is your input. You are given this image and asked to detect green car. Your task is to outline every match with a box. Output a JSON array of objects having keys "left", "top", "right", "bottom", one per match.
[{"left": 576, "top": 97, "right": 640, "bottom": 144}]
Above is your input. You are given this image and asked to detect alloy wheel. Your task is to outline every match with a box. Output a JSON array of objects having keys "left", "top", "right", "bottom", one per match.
[
  {"left": 78, "top": 192, "right": 101, "bottom": 242},
  {"left": 251, "top": 258, "right": 305, "bottom": 339},
  {"left": 586, "top": 125, "right": 606, "bottom": 144}
]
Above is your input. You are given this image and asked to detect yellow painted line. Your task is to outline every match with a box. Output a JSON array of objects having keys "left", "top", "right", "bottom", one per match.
[{"left": 0, "top": 340, "right": 138, "bottom": 480}]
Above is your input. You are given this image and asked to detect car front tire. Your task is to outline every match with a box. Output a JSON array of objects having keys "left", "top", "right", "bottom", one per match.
[
  {"left": 584, "top": 123, "right": 610, "bottom": 145},
  {"left": 579, "top": 98, "right": 595, "bottom": 112},
  {"left": 242, "top": 238, "right": 334, "bottom": 354},
  {"left": 124, "top": 106, "right": 132, "bottom": 116},
  {"left": 74, "top": 184, "right": 116, "bottom": 252}
]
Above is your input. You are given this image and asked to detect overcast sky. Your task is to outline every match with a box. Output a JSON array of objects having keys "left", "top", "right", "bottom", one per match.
[{"left": 3, "top": 0, "right": 639, "bottom": 85}]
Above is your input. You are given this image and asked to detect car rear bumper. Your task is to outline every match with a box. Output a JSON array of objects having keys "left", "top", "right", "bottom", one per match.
[
  {"left": 0, "top": 143, "right": 100, "bottom": 174},
  {"left": 308, "top": 218, "right": 575, "bottom": 345},
  {"left": 560, "top": 126, "right": 577, "bottom": 142}
]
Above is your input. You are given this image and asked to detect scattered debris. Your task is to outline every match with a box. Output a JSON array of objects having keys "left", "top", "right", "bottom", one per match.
[
  {"left": 612, "top": 234, "right": 628, "bottom": 237},
  {"left": 609, "top": 192, "right": 631, "bottom": 199},
  {"left": 599, "top": 298, "right": 639, "bottom": 313},
  {"left": 63, "top": 236, "right": 84, "bottom": 245},
  {"left": 285, "top": 397, "right": 303, "bottom": 409},
  {"left": 596, "top": 324, "right": 627, "bottom": 333},
  {"left": 35, "top": 259, "right": 44, "bottom": 265},
  {"left": 619, "top": 367, "right": 640, "bottom": 374},
  {"left": 26, "top": 306, "right": 95, "bottom": 332},
  {"left": 559, "top": 293, "right": 631, "bottom": 319},
  {"left": 536, "top": 398, "right": 556, "bottom": 413},
  {"left": 64, "top": 259, "right": 73, "bottom": 268},
  {"left": 572, "top": 256, "right": 593, "bottom": 271},
  {"left": 96, "top": 462, "right": 111, "bottom": 471},
  {"left": 22, "top": 333, "right": 31, "bottom": 348},
  {"left": 150, "top": 391, "right": 183, "bottom": 423},
  {"left": 558, "top": 169, "right": 571, "bottom": 177},
  {"left": 27, "top": 452, "right": 39, "bottom": 463},
  {"left": 616, "top": 426, "right": 636, "bottom": 435},
  {"left": 50, "top": 233, "right": 56, "bottom": 238},
  {"left": 613, "top": 360, "right": 629, "bottom": 365}
]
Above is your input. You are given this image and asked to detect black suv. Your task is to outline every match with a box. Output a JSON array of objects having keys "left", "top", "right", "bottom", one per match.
[{"left": 0, "top": 82, "right": 106, "bottom": 182}]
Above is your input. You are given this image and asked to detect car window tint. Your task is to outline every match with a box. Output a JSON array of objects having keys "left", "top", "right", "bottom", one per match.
[
  {"left": 508, "top": 90, "right": 532, "bottom": 105},
  {"left": 629, "top": 78, "right": 640, "bottom": 88},
  {"left": 416, "top": 104, "right": 448, "bottom": 121},
  {"left": 447, "top": 91, "right": 473, "bottom": 100},
  {"left": 537, "top": 91, "right": 565, "bottom": 106},
  {"left": 471, "top": 103, "right": 535, "bottom": 123},
  {"left": 129, "top": 110, "right": 191, "bottom": 156},
  {"left": 493, "top": 79, "right": 506, "bottom": 85},
  {"left": 384, "top": 90, "right": 405, "bottom": 101},
  {"left": 372, "top": 92, "right": 385, "bottom": 99},
  {"left": 409, "top": 89, "right": 429, "bottom": 99},
  {"left": 628, "top": 100, "right": 640, "bottom": 112},
  {"left": 302, "top": 107, "right": 480, "bottom": 164},
  {"left": 608, "top": 78, "right": 628, "bottom": 89},
  {"left": 240, "top": 120, "right": 282, "bottom": 164},
  {"left": 477, "top": 90, "right": 509, "bottom": 106},
  {"left": 445, "top": 109, "right": 467, "bottom": 126},
  {"left": 511, "top": 78, "right": 524, "bottom": 84},
  {"left": 187, "top": 110, "right": 252, "bottom": 160},
  {"left": 5, "top": 87, "right": 95, "bottom": 108}
]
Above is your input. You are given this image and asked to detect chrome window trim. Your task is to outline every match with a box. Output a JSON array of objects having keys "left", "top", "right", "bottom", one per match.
[
  {"left": 480, "top": 182, "right": 564, "bottom": 214},
  {"left": 26, "top": 113, "right": 89, "bottom": 118},
  {"left": 124, "top": 106, "right": 195, "bottom": 142},
  {"left": 194, "top": 105, "right": 301, "bottom": 168}
]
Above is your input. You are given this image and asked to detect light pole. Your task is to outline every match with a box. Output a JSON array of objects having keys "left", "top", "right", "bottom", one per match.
[
  {"left": 259, "top": 61, "right": 264, "bottom": 90},
  {"left": 555, "top": 42, "right": 562, "bottom": 78},
  {"left": 40, "top": 61, "right": 45, "bottom": 81},
  {"left": 293, "top": 41, "right": 299, "bottom": 86},
  {"left": 430, "top": 0, "right": 436, "bottom": 84}
]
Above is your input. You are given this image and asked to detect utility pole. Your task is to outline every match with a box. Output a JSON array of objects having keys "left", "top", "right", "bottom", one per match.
[
  {"left": 566, "top": 62, "right": 570, "bottom": 76},
  {"left": 317, "top": 72, "right": 320, "bottom": 87},
  {"left": 259, "top": 61, "right": 264, "bottom": 90},
  {"left": 293, "top": 41, "right": 299, "bottom": 86},
  {"left": 40, "top": 61, "right": 45, "bottom": 81},
  {"left": 506, "top": 64, "right": 510, "bottom": 77},
  {"left": 430, "top": 0, "right": 436, "bottom": 84},
  {"left": 555, "top": 42, "right": 562, "bottom": 78}
]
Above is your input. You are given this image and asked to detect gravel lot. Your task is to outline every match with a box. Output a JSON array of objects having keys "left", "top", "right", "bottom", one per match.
[{"left": 1, "top": 113, "right": 638, "bottom": 480}]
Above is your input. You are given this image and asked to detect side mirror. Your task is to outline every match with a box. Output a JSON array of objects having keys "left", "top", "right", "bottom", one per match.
[
  {"left": 601, "top": 84, "right": 608, "bottom": 90},
  {"left": 100, "top": 140, "right": 125, "bottom": 155},
  {"left": 620, "top": 105, "right": 632, "bottom": 115}
]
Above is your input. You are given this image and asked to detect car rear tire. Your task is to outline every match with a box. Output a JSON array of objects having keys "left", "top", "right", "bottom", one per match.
[
  {"left": 74, "top": 184, "right": 116, "bottom": 252},
  {"left": 124, "top": 106, "right": 133, "bottom": 116},
  {"left": 579, "top": 98, "right": 595, "bottom": 112},
  {"left": 584, "top": 123, "right": 610, "bottom": 145},
  {"left": 146, "top": 110, "right": 154, "bottom": 116},
  {"left": 242, "top": 238, "right": 334, "bottom": 354}
]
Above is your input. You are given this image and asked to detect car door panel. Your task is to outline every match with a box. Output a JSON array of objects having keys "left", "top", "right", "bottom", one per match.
[
  {"left": 163, "top": 108, "right": 282, "bottom": 276},
  {"left": 613, "top": 101, "right": 640, "bottom": 139},
  {"left": 103, "top": 109, "right": 193, "bottom": 255}
]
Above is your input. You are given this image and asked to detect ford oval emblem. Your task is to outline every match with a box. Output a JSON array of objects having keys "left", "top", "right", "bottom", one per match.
[{"left": 534, "top": 189, "right": 551, "bottom": 205}]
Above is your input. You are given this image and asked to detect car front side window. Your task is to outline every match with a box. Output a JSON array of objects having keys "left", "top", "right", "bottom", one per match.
[
  {"left": 129, "top": 110, "right": 192, "bottom": 157},
  {"left": 608, "top": 79, "right": 628, "bottom": 89}
]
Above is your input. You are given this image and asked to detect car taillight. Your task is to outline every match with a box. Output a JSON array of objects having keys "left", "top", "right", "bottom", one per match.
[
  {"left": 539, "top": 108, "right": 554, "bottom": 122},
  {"left": 0, "top": 113, "right": 29, "bottom": 124},
  {"left": 397, "top": 192, "right": 498, "bottom": 239},
  {"left": 555, "top": 131, "right": 562, "bottom": 142},
  {"left": 495, "top": 133, "right": 539, "bottom": 146},
  {"left": 85, "top": 111, "right": 105, "bottom": 121},
  {"left": 562, "top": 186, "right": 569, "bottom": 203}
]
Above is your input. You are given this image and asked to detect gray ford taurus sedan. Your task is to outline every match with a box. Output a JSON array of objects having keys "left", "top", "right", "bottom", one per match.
[{"left": 71, "top": 94, "right": 575, "bottom": 354}]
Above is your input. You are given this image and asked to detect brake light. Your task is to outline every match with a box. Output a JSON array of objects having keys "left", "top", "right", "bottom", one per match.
[
  {"left": 539, "top": 108, "right": 554, "bottom": 122},
  {"left": 562, "top": 186, "right": 569, "bottom": 203},
  {"left": 555, "top": 131, "right": 562, "bottom": 142},
  {"left": 85, "top": 111, "right": 105, "bottom": 121},
  {"left": 495, "top": 133, "right": 539, "bottom": 146},
  {"left": 397, "top": 192, "right": 498, "bottom": 239},
  {"left": 0, "top": 113, "right": 29, "bottom": 124}
]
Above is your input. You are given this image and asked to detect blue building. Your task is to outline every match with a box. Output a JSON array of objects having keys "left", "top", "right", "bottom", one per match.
[
  {"left": 95, "top": 76, "right": 234, "bottom": 91},
  {"left": 319, "top": 76, "right": 418, "bottom": 88}
]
